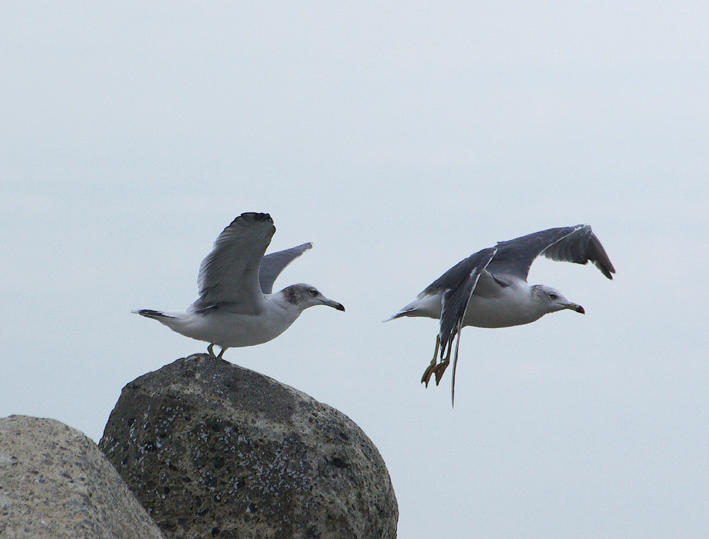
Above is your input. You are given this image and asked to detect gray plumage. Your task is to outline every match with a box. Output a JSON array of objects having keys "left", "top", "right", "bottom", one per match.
[
  {"left": 390, "top": 224, "right": 615, "bottom": 405},
  {"left": 136, "top": 212, "right": 344, "bottom": 359}
]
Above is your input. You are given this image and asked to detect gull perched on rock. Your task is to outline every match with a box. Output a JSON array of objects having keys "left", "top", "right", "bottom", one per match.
[
  {"left": 135, "top": 212, "right": 345, "bottom": 359},
  {"left": 389, "top": 224, "right": 615, "bottom": 404}
]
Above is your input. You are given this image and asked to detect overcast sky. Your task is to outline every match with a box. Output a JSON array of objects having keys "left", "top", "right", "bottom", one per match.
[{"left": 2, "top": 3, "right": 708, "bottom": 538}]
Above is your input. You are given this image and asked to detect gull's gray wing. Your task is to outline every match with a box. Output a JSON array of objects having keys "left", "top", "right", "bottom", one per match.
[
  {"left": 487, "top": 224, "right": 616, "bottom": 282},
  {"left": 192, "top": 212, "right": 275, "bottom": 314},
  {"left": 437, "top": 247, "right": 497, "bottom": 405},
  {"left": 436, "top": 248, "right": 497, "bottom": 353},
  {"left": 259, "top": 243, "right": 312, "bottom": 294},
  {"left": 420, "top": 248, "right": 494, "bottom": 297}
]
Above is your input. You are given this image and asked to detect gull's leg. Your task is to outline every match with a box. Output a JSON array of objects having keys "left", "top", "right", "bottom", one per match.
[
  {"left": 207, "top": 343, "right": 218, "bottom": 358},
  {"left": 433, "top": 341, "right": 452, "bottom": 386},
  {"left": 217, "top": 346, "right": 228, "bottom": 360},
  {"left": 421, "top": 335, "right": 441, "bottom": 387}
]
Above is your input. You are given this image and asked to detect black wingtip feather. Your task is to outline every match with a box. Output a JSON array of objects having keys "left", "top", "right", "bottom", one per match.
[
  {"left": 241, "top": 212, "right": 272, "bottom": 223},
  {"left": 588, "top": 233, "right": 616, "bottom": 279},
  {"left": 224, "top": 212, "right": 273, "bottom": 230}
]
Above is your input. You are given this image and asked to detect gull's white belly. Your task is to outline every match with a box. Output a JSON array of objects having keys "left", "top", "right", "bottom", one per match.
[
  {"left": 162, "top": 304, "right": 299, "bottom": 348},
  {"left": 404, "top": 284, "right": 545, "bottom": 329},
  {"left": 463, "top": 294, "right": 544, "bottom": 328}
]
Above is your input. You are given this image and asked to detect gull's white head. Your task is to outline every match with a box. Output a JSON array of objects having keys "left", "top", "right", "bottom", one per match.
[
  {"left": 531, "top": 285, "right": 585, "bottom": 315},
  {"left": 282, "top": 284, "right": 345, "bottom": 312}
]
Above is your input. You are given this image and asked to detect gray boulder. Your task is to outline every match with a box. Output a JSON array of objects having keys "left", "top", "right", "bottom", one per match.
[
  {"left": 0, "top": 415, "right": 165, "bottom": 539},
  {"left": 99, "top": 354, "right": 398, "bottom": 539}
]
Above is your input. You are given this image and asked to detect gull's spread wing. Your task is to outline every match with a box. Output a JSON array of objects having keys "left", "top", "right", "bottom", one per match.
[
  {"left": 192, "top": 212, "right": 275, "bottom": 314},
  {"left": 259, "top": 243, "right": 313, "bottom": 294},
  {"left": 487, "top": 224, "right": 615, "bottom": 282}
]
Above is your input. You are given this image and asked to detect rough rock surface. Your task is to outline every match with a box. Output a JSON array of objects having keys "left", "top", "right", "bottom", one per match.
[
  {"left": 0, "top": 415, "right": 165, "bottom": 539},
  {"left": 99, "top": 354, "right": 398, "bottom": 539}
]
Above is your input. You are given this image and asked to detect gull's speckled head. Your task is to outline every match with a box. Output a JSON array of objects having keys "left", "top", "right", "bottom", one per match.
[{"left": 283, "top": 284, "right": 345, "bottom": 312}]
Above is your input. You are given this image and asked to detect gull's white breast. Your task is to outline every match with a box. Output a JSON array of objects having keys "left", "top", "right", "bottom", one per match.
[
  {"left": 159, "top": 295, "right": 302, "bottom": 348},
  {"left": 463, "top": 284, "right": 545, "bottom": 328}
]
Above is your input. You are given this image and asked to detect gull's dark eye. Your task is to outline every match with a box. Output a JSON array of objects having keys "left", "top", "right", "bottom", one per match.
[
  {"left": 549, "top": 293, "right": 558, "bottom": 300},
  {"left": 308, "top": 288, "right": 318, "bottom": 297}
]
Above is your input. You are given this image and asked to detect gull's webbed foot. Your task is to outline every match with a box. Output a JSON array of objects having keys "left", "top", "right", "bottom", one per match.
[
  {"left": 421, "top": 358, "right": 438, "bottom": 387},
  {"left": 432, "top": 360, "right": 450, "bottom": 385},
  {"left": 421, "top": 333, "right": 453, "bottom": 387},
  {"left": 421, "top": 357, "right": 450, "bottom": 387},
  {"left": 421, "top": 335, "right": 443, "bottom": 387}
]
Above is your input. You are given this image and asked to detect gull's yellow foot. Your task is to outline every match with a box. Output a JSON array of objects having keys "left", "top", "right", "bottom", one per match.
[
  {"left": 423, "top": 333, "right": 451, "bottom": 386},
  {"left": 421, "top": 358, "right": 438, "bottom": 387},
  {"left": 421, "top": 335, "right": 441, "bottom": 387},
  {"left": 432, "top": 360, "right": 450, "bottom": 386}
]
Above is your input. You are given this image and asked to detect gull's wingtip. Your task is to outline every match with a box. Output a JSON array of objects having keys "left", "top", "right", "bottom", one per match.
[
  {"left": 241, "top": 211, "right": 272, "bottom": 222},
  {"left": 588, "top": 229, "right": 616, "bottom": 279},
  {"left": 227, "top": 211, "right": 273, "bottom": 228}
]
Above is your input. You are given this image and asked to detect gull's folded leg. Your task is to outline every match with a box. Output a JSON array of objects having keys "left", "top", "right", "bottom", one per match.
[{"left": 207, "top": 343, "right": 218, "bottom": 358}]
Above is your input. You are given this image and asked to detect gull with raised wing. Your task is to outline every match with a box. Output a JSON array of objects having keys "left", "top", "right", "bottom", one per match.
[
  {"left": 389, "top": 225, "right": 615, "bottom": 405},
  {"left": 135, "top": 212, "right": 345, "bottom": 359}
]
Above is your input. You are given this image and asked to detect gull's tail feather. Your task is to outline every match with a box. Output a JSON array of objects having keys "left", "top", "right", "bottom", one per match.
[
  {"left": 383, "top": 308, "right": 416, "bottom": 322},
  {"left": 134, "top": 309, "right": 176, "bottom": 320}
]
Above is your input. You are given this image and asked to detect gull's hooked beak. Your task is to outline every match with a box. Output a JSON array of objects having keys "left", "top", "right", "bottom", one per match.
[
  {"left": 565, "top": 302, "right": 585, "bottom": 314},
  {"left": 322, "top": 298, "right": 346, "bottom": 312}
]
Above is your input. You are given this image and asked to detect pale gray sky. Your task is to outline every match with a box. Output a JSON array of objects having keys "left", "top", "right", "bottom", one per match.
[{"left": 2, "top": 3, "right": 708, "bottom": 538}]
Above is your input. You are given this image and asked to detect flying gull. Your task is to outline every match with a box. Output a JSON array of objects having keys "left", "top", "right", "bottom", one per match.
[
  {"left": 135, "top": 212, "right": 345, "bottom": 359},
  {"left": 389, "top": 224, "right": 615, "bottom": 405}
]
